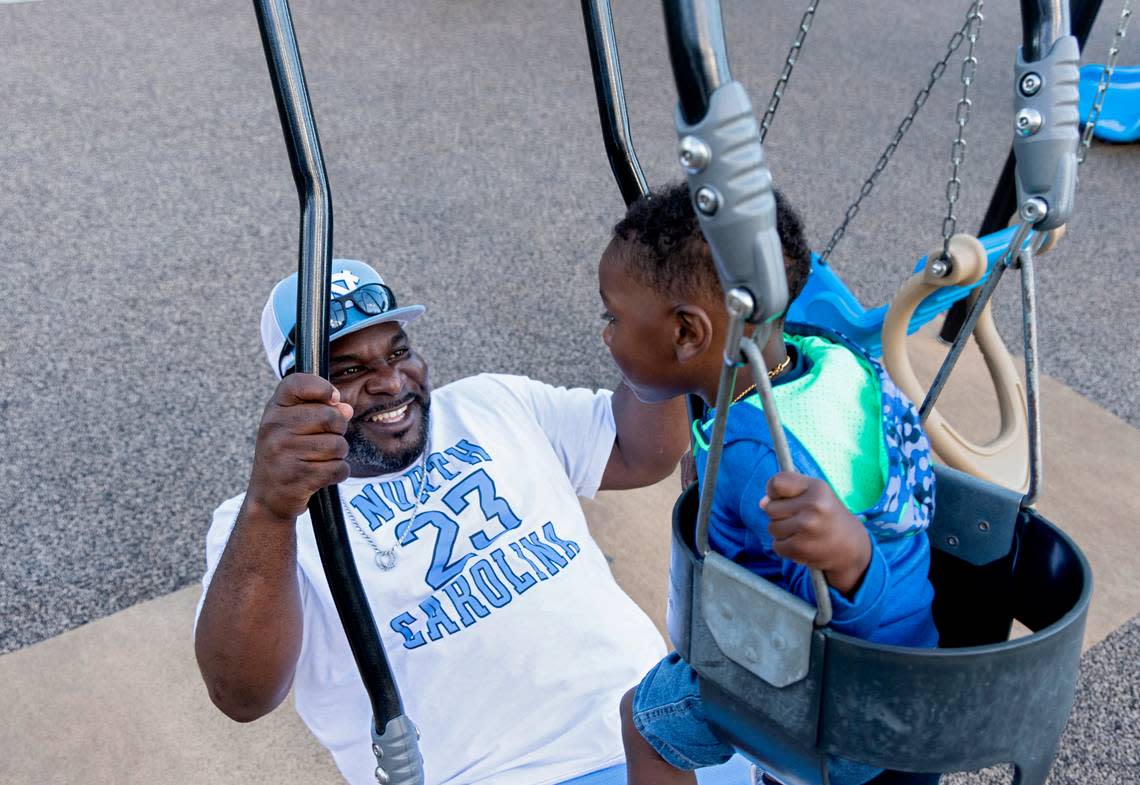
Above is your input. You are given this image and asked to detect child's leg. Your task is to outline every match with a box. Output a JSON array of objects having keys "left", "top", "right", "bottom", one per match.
[
  {"left": 622, "top": 653, "right": 737, "bottom": 784},
  {"left": 620, "top": 686, "right": 696, "bottom": 785}
]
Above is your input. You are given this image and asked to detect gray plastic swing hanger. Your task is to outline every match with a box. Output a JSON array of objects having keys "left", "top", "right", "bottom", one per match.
[{"left": 664, "top": 0, "right": 788, "bottom": 327}]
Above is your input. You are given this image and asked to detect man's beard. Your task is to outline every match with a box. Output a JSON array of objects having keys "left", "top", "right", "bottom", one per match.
[{"left": 345, "top": 398, "right": 431, "bottom": 476}]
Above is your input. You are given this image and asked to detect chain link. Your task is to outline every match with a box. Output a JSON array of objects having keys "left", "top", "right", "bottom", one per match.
[
  {"left": 938, "top": 1, "right": 984, "bottom": 262},
  {"left": 1079, "top": 0, "right": 1134, "bottom": 164},
  {"left": 759, "top": 0, "right": 821, "bottom": 143},
  {"left": 819, "top": 2, "right": 983, "bottom": 264}
]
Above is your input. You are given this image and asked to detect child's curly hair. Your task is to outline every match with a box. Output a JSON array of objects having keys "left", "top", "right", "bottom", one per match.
[{"left": 613, "top": 182, "right": 812, "bottom": 307}]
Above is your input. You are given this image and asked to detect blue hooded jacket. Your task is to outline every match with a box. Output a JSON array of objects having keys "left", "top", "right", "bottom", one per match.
[{"left": 693, "top": 324, "right": 939, "bottom": 647}]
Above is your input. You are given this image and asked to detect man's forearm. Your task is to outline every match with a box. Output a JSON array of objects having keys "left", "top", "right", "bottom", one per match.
[
  {"left": 194, "top": 497, "right": 304, "bottom": 722},
  {"left": 601, "top": 384, "right": 690, "bottom": 490}
]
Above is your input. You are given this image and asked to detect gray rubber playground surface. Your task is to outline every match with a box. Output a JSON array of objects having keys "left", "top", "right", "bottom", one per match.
[{"left": 0, "top": 0, "right": 1137, "bottom": 782}]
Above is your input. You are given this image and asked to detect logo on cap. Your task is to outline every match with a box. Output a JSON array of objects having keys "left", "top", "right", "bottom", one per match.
[{"left": 330, "top": 270, "right": 361, "bottom": 296}]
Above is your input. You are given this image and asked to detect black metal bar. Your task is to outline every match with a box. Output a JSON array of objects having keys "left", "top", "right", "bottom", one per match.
[
  {"left": 941, "top": 0, "right": 1099, "bottom": 344},
  {"left": 976, "top": 153, "right": 1021, "bottom": 239},
  {"left": 253, "top": 0, "right": 405, "bottom": 729},
  {"left": 1020, "top": 0, "right": 1071, "bottom": 61},
  {"left": 581, "top": 0, "right": 708, "bottom": 423},
  {"left": 581, "top": 0, "right": 650, "bottom": 207},
  {"left": 1070, "top": 0, "right": 1106, "bottom": 44},
  {"left": 661, "top": 0, "right": 731, "bottom": 125}
]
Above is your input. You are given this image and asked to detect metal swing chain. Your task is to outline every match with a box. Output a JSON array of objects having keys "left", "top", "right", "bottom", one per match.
[
  {"left": 819, "top": 1, "right": 984, "bottom": 264},
  {"left": 1078, "top": 0, "right": 1133, "bottom": 164},
  {"left": 938, "top": 1, "right": 984, "bottom": 265},
  {"left": 923, "top": 0, "right": 1133, "bottom": 426},
  {"left": 758, "top": 0, "right": 821, "bottom": 143},
  {"left": 943, "top": 0, "right": 1132, "bottom": 502}
]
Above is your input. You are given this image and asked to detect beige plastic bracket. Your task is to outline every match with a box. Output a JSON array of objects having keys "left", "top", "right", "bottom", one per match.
[
  {"left": 1008, "top": 208, "right": 1066, "bottom": 254},
  {"left": 881, "top": 234, "right": 1029, "bottom": 493},
  {"left": 1035, "top": 224, "right": 1066, "bottom": 254}
]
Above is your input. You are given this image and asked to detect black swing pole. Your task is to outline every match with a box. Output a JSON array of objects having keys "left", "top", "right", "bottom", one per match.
[
  {"left": 581, "top": 0, "right": 650, "bottom": 207},
  {"left": 661, "top": 0, "right": 731, "bottom": 127},
  {"left": 251, "top": 0, "right": 424, "bottom": 782},
  {"left": 940, "top": 0, "right": 1102, "bottom": 343},
  {"left": 580, "top": 0, "right": 710, "bottom": 424}
]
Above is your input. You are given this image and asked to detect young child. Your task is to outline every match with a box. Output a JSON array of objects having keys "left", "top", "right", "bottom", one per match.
[{"left": 598, "top": 183, "right": 939, "bottom": 785}]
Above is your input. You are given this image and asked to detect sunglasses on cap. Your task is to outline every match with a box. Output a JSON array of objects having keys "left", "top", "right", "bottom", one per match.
[{"left": 279, "top": 282, "right": 398, "bottom": 376}]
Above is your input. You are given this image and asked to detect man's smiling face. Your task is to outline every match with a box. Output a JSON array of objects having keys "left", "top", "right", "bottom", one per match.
[{"left": 329, "top": 322, "right": 432, "bottom": 477}]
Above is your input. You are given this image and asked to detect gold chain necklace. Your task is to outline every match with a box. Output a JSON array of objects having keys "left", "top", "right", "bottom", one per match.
[{"left": 731, "top": 354, "right": 792, "bottom": 405}]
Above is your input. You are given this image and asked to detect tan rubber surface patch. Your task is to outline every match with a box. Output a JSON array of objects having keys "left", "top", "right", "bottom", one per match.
[{"left": 0, "top": 587, "right": 339, "bottom": 785}]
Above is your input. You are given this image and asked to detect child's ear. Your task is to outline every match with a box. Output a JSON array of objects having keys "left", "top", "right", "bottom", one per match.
[{"left": 673, "top": 304, "right": 714, "bottom": 363}]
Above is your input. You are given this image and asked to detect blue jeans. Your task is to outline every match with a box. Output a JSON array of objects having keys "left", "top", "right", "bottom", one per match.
[
  {"left": 559, "top": 760, "right": 939, "bottom": 785},
  {"left": 559, "top": 756, "right": 753, "bottom": 784},
  {"left": 631, "top": 653, "right": 738, "bottom": 770}
]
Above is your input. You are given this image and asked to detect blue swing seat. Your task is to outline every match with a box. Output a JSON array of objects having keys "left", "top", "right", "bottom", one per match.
[
  {"left": 786, "top": 226, "right": 1025, "bottom": 357},
  {"left": 1078, "top": 64, "right": 1140, "bottom": 143}
]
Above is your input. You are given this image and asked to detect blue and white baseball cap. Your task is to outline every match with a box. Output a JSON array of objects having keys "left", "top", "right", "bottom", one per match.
[{"left": 261, "top": 259, "right": 425, "bottom": 379}]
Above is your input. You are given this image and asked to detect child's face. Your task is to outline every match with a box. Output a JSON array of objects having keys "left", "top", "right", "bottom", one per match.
[{"left": 598, "top": 240, "right": 690, "bottom": 403}]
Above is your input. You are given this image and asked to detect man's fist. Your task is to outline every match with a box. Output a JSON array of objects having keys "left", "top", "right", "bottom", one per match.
[
  {"left": 246, "top": 373, "right": 355, "bottom": 523},
  {"left": 760, "top": 471, "right": 872, "bottom": 596}
]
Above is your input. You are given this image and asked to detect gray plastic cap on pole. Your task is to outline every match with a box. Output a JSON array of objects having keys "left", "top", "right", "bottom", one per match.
[
  {"left": 661, "top": 0, "right": 786, "bottom": 323},
  {"left": 1012, "top": 35, "right": 1081, "bottom": 230},
  {"left": 372, "top": 716, "right": 425, "bottom": 785},
  {"left": 676, "top": 82, "right": 788, "bottom": 325}
]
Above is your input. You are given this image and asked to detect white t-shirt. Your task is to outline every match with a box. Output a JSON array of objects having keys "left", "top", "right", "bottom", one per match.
[{"left": 197, "top": 374, "right": 667, "bottom": 785}]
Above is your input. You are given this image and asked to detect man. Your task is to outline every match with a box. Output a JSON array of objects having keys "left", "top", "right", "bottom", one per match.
[{"left": 194, "top": 259, "right": 690, "bottom": 785}]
